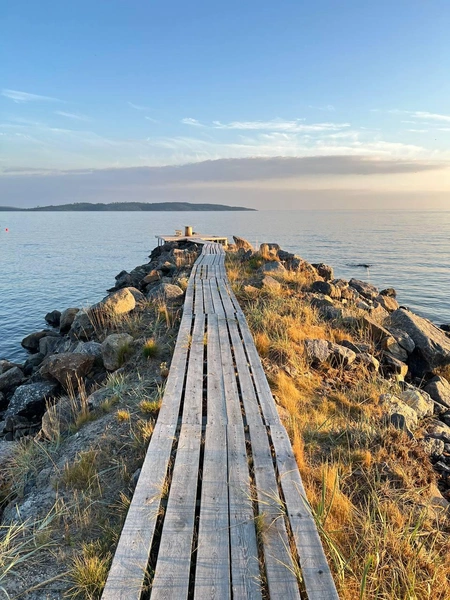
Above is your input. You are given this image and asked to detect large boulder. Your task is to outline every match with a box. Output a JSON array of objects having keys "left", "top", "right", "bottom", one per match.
[
  {"left": 23, "top": 354, "right": 45, "bottom": 376},
  {"left": 381, "top": 354, "right": 408, "bottom": 379},
  {"left": 233, "top": 236, "right": 253, "bottom": 251},
  {"left": 376, "top": 295, "right": 399, "bottom": 313},
  {"left": 379, "top": 394, "right": 418, "bottom": 436},
  {"left": 40, "top": 353, "right": 95, "bottom": 389},
  {"left": 424, "top": 376, "right": 450, "bottom": 410},
  {"left": 310, "top": 281, "right": 341, "bottom": 299},
  {"left": 4, "top": 382, "right": 59, "bottom": 419},
  {"left": 98, "top": 288, "right": 136, "bottom": 316},
  {"left": 147, "top": 283, "right": 184, "bottom": 304},
  {"left": 425, "top": 420, "right": 450, "bottom": 444},
  {"left": 399, "top": 388, "right": 434, "bottom": 419},
  {"left": 387, "top": 327, "right": 415, "bottom": 354},
  {"left": 21, "top": 330, "right": 59, "bottom": 354},
  {"left": 349, "top": 279, "right": 379, "bottom": 300},
  {"left": 259, "top": 261, "right": 286, "bottom": 274},
  {"left": 261, "top": 276, "right": 281, "bottom": 291},
  {"left": 126, "top": 287, "right": 147, "bottom": 304},
  {"left": 69, "top": 310, "right": 96, "bottom": 341},
  {"left": 39, "top": 335, "right": 64, "bottom": 357},
  {"left": 0, "top": 367, "right": 25, "bottom": 393},
  {"left": 390, "top": 308, "right": 450, "bottom": 373},
  {"left": 312, "top": 263, "right": 334, "bottom": 281},
  {"left": 44, "top": 310, "right": 61, "bottom": 327},
  {"left": 328, "top": 343, "right": 356, "bottom": 367},
  {"left": 304, "top": 339, "right": 331, "bottom": 365},
  {"left": 355, "top": 352, "right": 380, "bottom": 372},
  {"left": 0, "top": 360, "right": 16, "bottom": 375},
  {"left": 59, "top": 308, "right": 80, "bottom": 333},
  {"left": 101, "top": 333, "right": 134, "bottom": 371}
]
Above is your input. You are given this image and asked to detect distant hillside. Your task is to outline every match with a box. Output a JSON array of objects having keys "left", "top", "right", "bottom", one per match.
[{"left": 0, "top": 202, "right": 255, "bottom": 212}]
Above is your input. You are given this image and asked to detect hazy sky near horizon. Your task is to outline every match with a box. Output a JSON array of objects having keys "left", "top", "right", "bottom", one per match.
[{"left": 2, "top": 0, "right": 450, "bottom": 209}]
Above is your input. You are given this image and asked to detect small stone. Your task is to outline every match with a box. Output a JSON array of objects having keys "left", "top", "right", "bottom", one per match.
[
  {"left": 304, "top": 339, "right": 331, "bottom": 365},
  {"left": 399, "top": 387, "right": 434, "bottom": 419},
  {"left": 379, "top": 393, "right": 418, "bottom": 436},
  {"left": 422, "top": 437, "right": 445, "bottom": 458},
  {"left": 425, "top": 419, "right": 450, "bottom": 444},
  {"left": 328, "top": 343, "right": 356, "bottom": 367},
  {"left": 101, "top": 333, "right": 134, "bottom": 371},
  {"left": 262, "top": 276, "right": 281, "bottom": 291}
]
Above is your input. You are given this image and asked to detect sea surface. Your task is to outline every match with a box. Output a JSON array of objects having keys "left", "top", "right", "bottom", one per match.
[{"left": 1, "top": 210, "right": 450, "bottom": 361}]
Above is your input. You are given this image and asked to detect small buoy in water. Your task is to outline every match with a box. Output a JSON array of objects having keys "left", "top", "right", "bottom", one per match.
[{"left": 5, "top": 228, "right": 8, "bottom": 232}]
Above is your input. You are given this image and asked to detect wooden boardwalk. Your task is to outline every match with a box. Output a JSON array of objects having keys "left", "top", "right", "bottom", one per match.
[{"left": 102, "top": 243, "right": 339, "bottom": 600}]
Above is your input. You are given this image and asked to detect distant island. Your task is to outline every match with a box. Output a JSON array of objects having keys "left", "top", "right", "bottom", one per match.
[{"left": 0, "top": 202, "right": 255, "bottom": 212}]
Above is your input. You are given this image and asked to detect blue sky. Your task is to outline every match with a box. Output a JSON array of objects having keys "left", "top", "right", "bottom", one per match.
[{"left": 2, "top": 0, "right": 450, "bottom": 207}]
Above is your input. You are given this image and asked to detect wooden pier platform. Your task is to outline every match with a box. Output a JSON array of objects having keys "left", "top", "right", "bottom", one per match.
[{"left": 102, "top": 243, "right": 339, "bottom": 600}]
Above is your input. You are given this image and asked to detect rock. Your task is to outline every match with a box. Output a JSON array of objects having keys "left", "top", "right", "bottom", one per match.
[
  {"left": 260, "top": 243, "right": 280, "bottom": 252},
  {"left": 262, "top": 276, "right": 281, "bottom": 291},
  {"left": 126, "top": 287, "right": 147, "bottom": 304},
  {"left": 361, "top": 316, "right": 392, "bottom": 344},
  {"left": 368, "top": 302, "right": 389, "bottom": 322},
  {"left": 259, "top": 243, "right": 279, "bottom": 260},
  {"left": 399, "top": 387, "right": 434, "bottom": 418},
  {"left": 340, "top": 340, "right": 372, "bottom": 354},
  {"left": 349, "top": 278, "right": 379, "bottom": 300},
  {"left": 0, "top": 360, "right": 16, "bottom": 375},
  {"left": 39, "top": 334, "right": 64, "bottom": 357},
  {"left": 59, "top": 308, "right": 80, "bottom": 333},
  {"left": 425, "top": 420, "right": 450, "bottom": 444},
  {"left": 328, "top": 343, "right": 356, "bottom": 367},
  {"left": 73, "top": 341, "right": 103, "bottom": 358},
  {"left": 308, "top": 294, "right": 336, "bottom": 311},
  {"left": 381, "top": 354, "right": 408, "bottom": 379},
  {"left": 380, "top": 288, "right": 397, "bottom": 298},
  {"left": 311, "top": 280, "right": 341, "bottom": 299},
  {"left": 376, "top": 295, "right": 399, "bottom": 313},
  {"left": 340, "top": 287, "right": 359, "bottom": 302},
  {"left": 423, "top": 376, "right": 450, "bottom": 410},
  {"left": 355, "top": 352, "right": 380, "bottom": 372},
  {"left": 44, "top": 310, "right": 61, "bottom": 327},
  {"left": 142, "top": 270, "right": 161, "bottom": 285},
  {"left": 439, "top": 410, "right": 450, "bottom": 427},
  {"left": 160, "top": 260, "right": 176, "bottom": 275},
  {"left": 40, "top": 353, "right": 95, "bottom": 389},
  {"left": 4, "top": 381, "right": 59, "bottom": 419},
  {"left": 243, "top": 285, "right": 260, "bottom": 295},
  {"left": 422, "top": 437, "right": 445, "bottom": 458},
  {"left": 0, "top": 367, "right": 25, "bottom": 393},
  {"left": 440, "top": 324, "right": 450, "bottom": 333},
  {"left": 259, "top": 261, "right": 286, "bottom": 274},
  {"left": 112, "top": 270, "right": 133, "bottom": 289},
  {"left": 379, "top": 393, "right": 418, "bottom": 436},
  {"left": 383, "top": 336, "right": 409, "bottom": 362},
  {"left": 98, "top": 288, "right": 136, "bottom": 316},
  {"left": 233, "top": 236, "right": 253, "bottom": 251},
  {"left": 304, "top": 339, "right": 331, "bottom": 365},
  {"left": 147, "top": 283, "right": 184, "bottom": 304},
  {"left": 312, "top": 263, "right": 334, "bottom": 281},
  {"left": 387, "top": 327, "right": 415, "bottom": 354},
  {"left": 21, "top": 330, "right": 59, "bottom": 353},
  {"left": 101, "top": 333, "right": 134, "bottom": 371},
  {"left": 23, "top": 353, "right": 45, "bottom": 376},
  {"left": 390, "top": 308, "right": 450, "bottom": 373},
  {"left": 434, "top": 461, "right": 450, "bottom": 473},
  {"left": 85, "top": 387, "right": 113, "bottom": 411},
  {"left": 69, "top": 310, "right": 96, "bottom": 341}
]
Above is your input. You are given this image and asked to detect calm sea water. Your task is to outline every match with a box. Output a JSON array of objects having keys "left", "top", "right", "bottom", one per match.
[{"left": 1, "top": 210, "right": 449, "bottom": 361}]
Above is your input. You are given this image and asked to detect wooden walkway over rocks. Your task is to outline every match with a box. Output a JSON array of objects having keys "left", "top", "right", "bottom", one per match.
[{"left": 102, "top": 243, "right": 339, "bottom": 600}]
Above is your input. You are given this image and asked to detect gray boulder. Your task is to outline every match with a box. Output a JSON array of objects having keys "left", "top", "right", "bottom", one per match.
[
  {"left": 259, "top": 261, "right": 286, "bottom": 274},
  {"left": 381, "top": 354, "right": 408, "bottom": 379},
  {"left": 376, "top": 295, "right": 399, "bottom": 313},
  {"left": 0, "top": 367, "right": 25, "bottom": 393},
  {"left": 304, "top": 339, "right": 331, "bottom": 365},
  {"left": 4, "top": 382, "right": 59, "bottom": 419},
  {"left": 380, "top": 288, "right": 397, "bottom": 298},
  {"left": 311, "top": 280, "right": 341, "bottom": 299},
  {"left": 126, "top": 287, "right": 147, "bottom": 304},
  {"left": 422, "top": 437, "right": 445, "bottom": 458},
  {"left": 69, "top": 310, "right": 96, "bottom": 341},
  {"left": 21, "top": 330, "right": 59, "bottom": 353},
  {"left": 390, "top": 308, "right": 450, "bottom": 372},
  {"left": 399, "top": 387, "right": 434, "bottom": 419},
  {"left": 233, "top": 236, "right": 253, "bottom": 251},
  {"left": 23, "top": 353, "right": 45, "bottom": 376},
  {"left": 423, "top": 376, "right": 450, "bottom": 410},
  {"left": 59, "top": 308, "right": 80, "bottom": 333},
  {"left": 44, "top": 310, "right": 61, "bottom": 327},
  {"left": 355, "top": 352, "right": 380, "bottom": 372},
  {"left": 101, "top": 333, "right": 134, "bottom": 371},
  {"left": 349, "top": 278, "right": 379, "bottom": 300},
  {"left": 0, "top": 360, "right": 16, "bottom": 375},
  {"left": 312, "top": 263, "right": 334, "bottom": 281},
  {"left": 40, "top": 353, "right": 95, "bottom": 389},
  {"left": 98, "top": 288, "right": 136, "bottom": 316},
  {"left": 262, "top": 276, "right": 281, "bottom": 291},
  {"left": 328, "top": 343, "right": 356, "bottom": 367},
  {"left": 425, "top": 420, "right": 450, "bottom": 444},
  {"left": 387, "top": 327, "right": 415, "bottom": 354},
  {"left": 379, "top": 393, "right": 418, "bottom": 436},
  {"left": 147, "top": 283, "right": 184, "bottom": 304},
  {"left": 39, "top": 335, "right": 64, "bottom": 357}
]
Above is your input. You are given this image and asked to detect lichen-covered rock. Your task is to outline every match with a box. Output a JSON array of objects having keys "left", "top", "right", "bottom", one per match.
[
  {"left": 399, "top": 388, "right": 434, "bottom": 419},
  {"left": 40, "top": 353, "right": 95, "bottom": 389},
  {"left": 349, "top": 278, "right": 379, "bottom": 300},
  {"left": 4, "top": 381, "right": 59, "bottom": 419},
  {"left": 59, "top": 308, "right": 80, "bottom": 333},
  {"left": 421, "top": 436, "right": 445, "bottom": 458},
  {"left": 98, "top": 288, "right": 136, "bottom": 316},
  {"left": 425, "top": 420, "right": 450, "bottom": 444},
  {"left": 390, "top": 308, "right": 450, "bottom": 372},
  {"left": 0, "top": 367, "right": 25, "bottom": 393},
  {"left": 379, "top": 393, "right": 418, "bottom": 436},
  {"left": 424, "top": 376, "right": 450, "bottom": 410},
  {"left": 304, "top": 339, "right": 330, "bottom": 365},
  {"left": 101, "top": 333, "right": 134, "bottom": 371}
]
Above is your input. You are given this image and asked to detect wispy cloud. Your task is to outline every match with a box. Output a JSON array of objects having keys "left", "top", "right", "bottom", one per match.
[
  {"left": 406, "top": 129, "right": 428, "bottom": 133},
  {"left": 181, "top": 118, "right": 203, "bottom": 126},
  {"left": 1, "top": 89, "right": 60, "bottom": 103},
  {"left": 128, "top": 101, "right": 151, "bottom": 111},
  {"left": 308, "top": 104, "right": 335, "bottom": 111},
  {"left": 145, "top": 116, "right": 159, "bottom": 123},
  {"left": 55, "top": 111, "right": 90, "bottom": 122},
  {"left": 391, "top": 109, "right": 450, "bottom": 123}
]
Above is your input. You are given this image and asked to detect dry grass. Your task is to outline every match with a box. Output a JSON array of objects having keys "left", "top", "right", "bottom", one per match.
[{"left": 227, "top": 250, "right": 450, "bottom": 600}]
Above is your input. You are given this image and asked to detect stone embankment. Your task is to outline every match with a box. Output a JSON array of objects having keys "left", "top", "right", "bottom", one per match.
[
  {"left": 0, "top": 240, "right": 200, "bottom": 445},
  {"left": 232, "top": 235, "right": 450, "bottom": 504}
]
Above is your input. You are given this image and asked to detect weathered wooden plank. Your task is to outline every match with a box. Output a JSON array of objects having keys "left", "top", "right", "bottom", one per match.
[
  {"left": 270, "top": 426, "right": 339, "bottom": 599},
  {"left": 101, "top": 423, "right": 176, "bottom": 600},
  {"left": 194, "top": 424, "right": 231, "bottom": 600},
  {"left": 209, "top": 278, "right": 225, "bottom": 317},
  {"left": 151, "top": 423, "right": 202, "bottom": 600},
  {"left": 206, "top": 314, "right": 227, "bottom": 424},
  {"left": 202, "top": 279, "right": 215, "bottom": 314},
  {"left": 249, "top": 424, "right": 302, "bottom": 600},
  {"left": 217, "top": 278, "right": 236, "bottom": 316},
  {"left": 182, "top": 313, "right": 205, "bottom": 425},
  {"left": 194, "top": 278, "right": 204, "bottom": 315}
]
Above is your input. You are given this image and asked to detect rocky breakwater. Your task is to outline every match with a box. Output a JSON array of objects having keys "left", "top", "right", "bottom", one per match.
[
  {"left": 232, "top": 236, "right": 450, "bottom": 506},
  {"left": 0, "top": 240, "right": 200, "bottom": 443}
]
